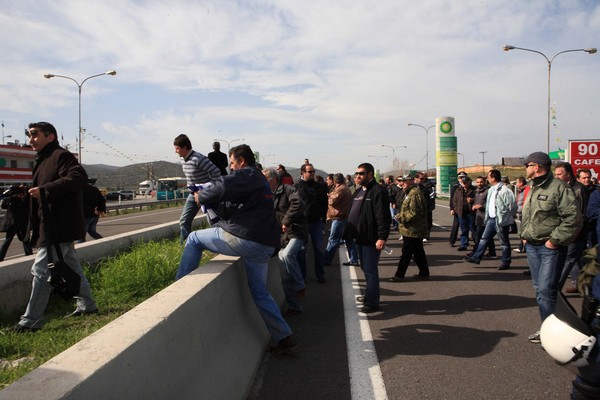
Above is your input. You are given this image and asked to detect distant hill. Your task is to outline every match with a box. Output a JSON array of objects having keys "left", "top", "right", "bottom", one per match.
[{"left": 83, "top": 162, "right": 330, "bottom": 191}]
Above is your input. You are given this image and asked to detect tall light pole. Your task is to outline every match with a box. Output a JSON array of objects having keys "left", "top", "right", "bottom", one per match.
[
  {"left": 368, "top": 155, "right": 387, "bottom": 171},
  {"left": 502, "top": 45, "right": 596, "bottom": 154},
  {"left": 408, "top": 123, "right": 435, "bottom": 174},
  {"left": 479, "top": 151, "right": 487, "bottom": 175},
  {"left": 457, "top": 152, "right": 465, "bottom": 170},
  {"left": 381, "top": 144, "right": 407, "bottom": 169},
  {"left": 44, "top": 70, "right": 117, "bottom": 163}
]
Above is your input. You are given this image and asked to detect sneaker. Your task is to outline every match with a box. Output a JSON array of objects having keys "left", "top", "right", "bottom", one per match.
[
  {"left": 422, "top": 238, "right": 428, "bottom": 243},
  {"left": 269, "top": 335, "right": 299, "bottom": 355},
  {"left": 343, "top": 261, "right": 359, "bottom": 266},
  {"left": 513, "top": 248, "right": 522, "bottom": 253},
  {"left": 463, "top": 257, "right": 480, "bottom": 265},
  {"left": 457, "top": 247, "right": 468, "bottom": 251},
  {"left": 528, "top": 331, "right": 541, "bottom": 343},
  {"left": 399, "top": 235, "right": 403, "bottom": 241},
  {"left": 356, "top": 296, "right": 365, "bottom": 303},
  {"left": 69, "top": 308, "right": 99, "bottom": 317},
  {"left": 389, "top": 276, "right": 404, "bottom": 282},
  {"left": 497, "top": 265, "right": 510, "bottom": 271}
]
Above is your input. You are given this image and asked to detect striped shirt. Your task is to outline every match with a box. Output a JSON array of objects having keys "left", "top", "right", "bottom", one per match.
[{"left": 181, "top": 150, "right": 221, "bottom": 185}]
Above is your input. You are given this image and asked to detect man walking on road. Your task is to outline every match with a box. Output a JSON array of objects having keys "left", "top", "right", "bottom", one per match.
[
  {"left": 520, "top": 152, "right": 581, "bottom": 344},
  {"left": 390, "top": 173, "right": 430, "bottom": 281},
  {"left": 345, "top": 163, "right": 390, "bottom": 313},
  {"left": 323, "top": 173, "right": 352, "bottom": 266},
  {"left": 464, "top": 169, "right": 516, "bottom": 270}
]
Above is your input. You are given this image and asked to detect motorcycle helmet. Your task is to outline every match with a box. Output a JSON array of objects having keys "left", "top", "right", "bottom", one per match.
[{"left": 540, "top": 293, "right": 596, "bottom": 368}]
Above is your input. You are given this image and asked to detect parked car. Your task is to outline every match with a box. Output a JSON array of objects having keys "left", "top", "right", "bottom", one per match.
[{"left": 105, "top": 191, "right": 134, "bottom": 201}]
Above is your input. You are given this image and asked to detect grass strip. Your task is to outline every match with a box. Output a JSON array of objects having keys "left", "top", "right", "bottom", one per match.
[{"left": 0, "top": 236, "right": 213, "bottom": 389}]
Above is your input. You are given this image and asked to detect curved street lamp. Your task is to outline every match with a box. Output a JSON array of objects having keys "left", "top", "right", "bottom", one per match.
[
  {"left": 502, "top": 45, "right": 596, "bottom": 153},
  {"left": 213, "top": 137, "right": 245, "bottom": 153},
  {"left": 408, "top": 123, "right": 435, "bottom": 173},
  {"left": 44, "top": 70, "right": 117, "bottom": 163},
  {"left": 381, "top": 144, "right": 407, "bottom": 169},
  {"left": 367, "top": 154, "right": 387, "bottom": 171}
]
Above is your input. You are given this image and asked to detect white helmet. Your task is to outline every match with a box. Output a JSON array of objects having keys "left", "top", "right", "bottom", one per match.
[{"left": 540, "top": 293, "right": 596, "bottom": 368}]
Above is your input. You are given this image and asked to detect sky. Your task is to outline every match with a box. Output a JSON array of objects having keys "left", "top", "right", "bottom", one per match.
[{"left": 1, "top": 0, "right": 599, "bottom": 176}]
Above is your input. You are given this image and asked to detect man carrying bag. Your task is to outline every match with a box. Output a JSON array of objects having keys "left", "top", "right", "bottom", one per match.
[{"left": 10, "top": 122, "right": 97, "bottom": 332}]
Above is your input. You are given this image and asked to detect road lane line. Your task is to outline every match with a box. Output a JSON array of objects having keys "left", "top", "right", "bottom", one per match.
[{"left": 341, "top": 248, "right": 388, "bottom": 400}]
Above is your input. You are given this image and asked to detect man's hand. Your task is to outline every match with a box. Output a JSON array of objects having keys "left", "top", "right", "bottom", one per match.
[
  {"left": 545, "top": 240, "right": 558, "bottom": 250},
  {"left": 194, "top": 192, "right": 201, "bottom": 206},
  {"left": 282, "top": 225, "right": 290, "bottom": 233},
  {"left": 375, "top": 239, "right": 386, "bottom": 251},
  {"left": 28, "top": 187, "right": 40, "bottom": 199},
  {"left": 450, "top": 210, "right": 455, "bottom": 215}
]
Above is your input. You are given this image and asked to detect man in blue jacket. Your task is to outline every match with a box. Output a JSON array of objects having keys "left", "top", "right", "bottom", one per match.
[{"left": 176, "top": 144, "right": 297, "bottom": 354}]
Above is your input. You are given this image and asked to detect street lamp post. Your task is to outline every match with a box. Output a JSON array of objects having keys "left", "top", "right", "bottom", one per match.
[
  {"left": 502, "top": 45, "right": 596, "bottom": 153},
  {"left": 408, "top": 123, "right": 435, "bottom": 174},
  {"left": 457, "top": 152, "right": 465, "bottom": 170},
  {"left": 44, "top": 70, "right": 117, "bottom": 163},
  {"left": 381, "top": 144, "right": 407, "bottom": 170},
  {"left": 368, "top": 155, "right": 387, "bottom": 172},
  {"left": 479, "top": 151, "right": 487, "bottom": 175}
]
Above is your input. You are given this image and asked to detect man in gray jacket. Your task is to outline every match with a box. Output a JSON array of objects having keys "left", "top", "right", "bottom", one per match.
[{"left": 520, "top": 152, "right": 581, "bottom": 344}]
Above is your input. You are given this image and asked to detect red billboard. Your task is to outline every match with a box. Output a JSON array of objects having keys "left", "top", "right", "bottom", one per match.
[{"left": 568, "top": 140, "right": 600, "bottom": 178}]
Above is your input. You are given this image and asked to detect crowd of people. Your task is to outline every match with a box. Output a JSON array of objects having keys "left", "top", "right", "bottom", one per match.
[{"left": 5, "top": 124, "right": 600, "bottom": 396}]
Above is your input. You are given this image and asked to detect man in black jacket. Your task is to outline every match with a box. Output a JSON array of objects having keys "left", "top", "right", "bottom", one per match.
[
  {"left": 346, "top": 163, "right": 391, "bottom": 313},
  {"left": 295, "top": 163, "right": 328, "bottom": 283},
  {"left": 11, "top": 122, "right": 97, "bottom": 332}
]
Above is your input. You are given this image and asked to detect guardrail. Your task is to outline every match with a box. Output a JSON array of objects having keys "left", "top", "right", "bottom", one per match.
[{"left": 105, "top": 197, "right": 186, "bottom": 215}]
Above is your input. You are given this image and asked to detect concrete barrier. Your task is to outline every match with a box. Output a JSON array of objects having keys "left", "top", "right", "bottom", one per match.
[
  {"left": 0, "top": 216, "right": 286, "bottom": 399},
  {"left": 0, "top": 217, "right": 205, "bottom": 316}
]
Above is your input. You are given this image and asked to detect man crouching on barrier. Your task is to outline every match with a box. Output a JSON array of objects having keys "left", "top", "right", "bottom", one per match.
[
  {"left": 540, "top": 247, "right": 600, "bottom": 399},
  {"left": 175, "top": 144, "right": 298, "bottom": 355}
]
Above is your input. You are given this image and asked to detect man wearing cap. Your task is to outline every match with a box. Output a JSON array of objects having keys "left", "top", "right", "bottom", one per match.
[
  {"left": 451, "top": 175, "right": 476, "bottom": 251},
  {"left": 390, "top": 173, "right": 430, "bottom": 281},
  {"left": 520, "top": 151, "right": 581, "bottom": 344}
]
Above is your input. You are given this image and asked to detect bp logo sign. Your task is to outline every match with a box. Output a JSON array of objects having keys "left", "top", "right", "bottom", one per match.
[{"left": 440, "top": 121, "right": 453, "bottom": 134}]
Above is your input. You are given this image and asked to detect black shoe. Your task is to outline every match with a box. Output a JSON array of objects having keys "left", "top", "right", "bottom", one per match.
[
  {"left": 389, "top": 276, "right": 403, "bottom": 282},
  {"left": 457, "top": 247, "right": 468, "bottom": 251},
  {"left": 6, "top": 324, "right": 40, "bottom": 333},
  {"left": 463, "top": 257, "right": 480, "bottom": 265},
  {"left": 343, "top": 262, "right": 359, "bottom": 266},
  {"left": 269, "top": 335, "right": 299, "bottom": 355},
  {"left": 497, "top": 265, "right": 510, "bottom": 270},
  {"left": 69, "top": 308, "right": 99, "bottom": 317},
  {"left": 360, "top": 305, "right": 380, "bottom": 313},
  {"left": 413, "top": 274, "right": 430, "bottom": 281},
  {"left": 484, "top": 253, "right": 497, "bottom": 259}
]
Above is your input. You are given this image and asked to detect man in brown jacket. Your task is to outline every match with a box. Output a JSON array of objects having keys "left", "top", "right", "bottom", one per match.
[
  {"left": 11, "top": 122, "right": 97, "bottom": 332},
  {"left": 323, "top": 173, "right": 352, "bottom": 265}
]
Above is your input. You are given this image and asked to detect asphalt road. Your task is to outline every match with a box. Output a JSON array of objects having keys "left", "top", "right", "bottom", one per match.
[{"left": 249, "top": 200, "right": 581, "bottom": 400}]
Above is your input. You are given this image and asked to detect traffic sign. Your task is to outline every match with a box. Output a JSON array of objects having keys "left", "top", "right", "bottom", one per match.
[{"left": 567, "top": 139, "right": 600, "bottom": 178}]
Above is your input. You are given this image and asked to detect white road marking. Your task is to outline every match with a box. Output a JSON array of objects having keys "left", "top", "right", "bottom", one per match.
[{"left": 341, "top": 248, "right": 388, "bottom": 400}]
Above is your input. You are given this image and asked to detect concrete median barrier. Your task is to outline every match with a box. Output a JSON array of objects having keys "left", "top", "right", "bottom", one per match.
[{"left": 0, "top": 215, "right": 286, "bottom": 399}]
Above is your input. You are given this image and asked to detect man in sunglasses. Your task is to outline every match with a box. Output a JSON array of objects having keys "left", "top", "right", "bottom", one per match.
[
  {"left": 295, "top": 163, "right": 328, "bottom": 283},
  {"left": 345, "top": 163, "right": 391, "bottom": 313},
  {"left": 520, "top": 151, "right": 581, "bottom": 344}
]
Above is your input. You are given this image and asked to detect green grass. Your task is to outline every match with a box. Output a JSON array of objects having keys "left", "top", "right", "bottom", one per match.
[{"left": 0, "top": 237, "right": 213, "bottom": 389}]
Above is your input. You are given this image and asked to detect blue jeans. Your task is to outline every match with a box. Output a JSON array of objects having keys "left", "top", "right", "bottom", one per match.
[
  {"left": 345, "top": 237, "right": 359, "bottom": 264},
  {"left": 458, "top": 213, "right": 476, "bottom": 248},
  {"left": 19, "top": 243, "right": 97, "bottom": 329},
  {"left": 323, "top": 219, "right": 347, "bottom": 265},
  {"left": 176, "top": 227, "right": 292, "bottom": 342},
  {"left": 297, "top": 220, "right": 325, "bottom": 281},
  {"left": 278, "top": 238, "right": 306, "bottom": 311},
  {"left": 390, "top": 206, "right": 398, "bottom": 229},
  {"left": 179, "top": 194, "right": 200, "bottom": 244},
  {"left": 525, "top": 243, "right": 566, "bottom": 321},
  {"left": 471, "top": 218, "right": 511, "bottom": 266},
  {"left": 357, "top": 245, "right": 381, "bottom": 307}
]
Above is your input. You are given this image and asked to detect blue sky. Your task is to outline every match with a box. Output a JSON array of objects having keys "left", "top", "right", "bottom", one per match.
[{"left": 1, "top": 0, "right": 599, "bottom": 176}]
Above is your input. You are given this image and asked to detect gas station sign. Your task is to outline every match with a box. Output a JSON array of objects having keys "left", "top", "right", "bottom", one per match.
[{"left": 567, "top": 140, "right": 600, "bottom": 178}]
